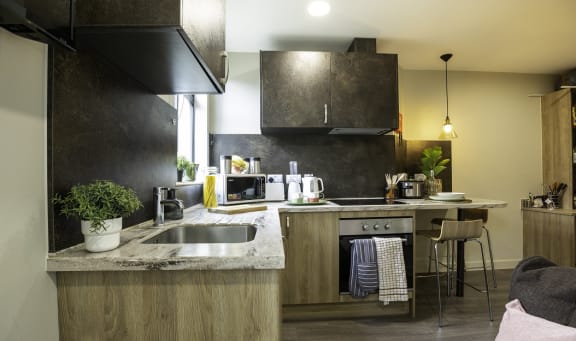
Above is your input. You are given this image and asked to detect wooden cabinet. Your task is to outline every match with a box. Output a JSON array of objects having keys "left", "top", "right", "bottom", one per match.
[
  {"left": 260, "top": 51, "right": 398, "bottom": 133},
  {"left": 541, "top": 89, "right": 574, "bottom": 209},
  {"left": 523, "top": 209, "right": 576, "bottom": 266},
  {"left": 523, "top": 89, "right": 576, "bottom": 266},
  {"left": 56, "top": 270, "right": 280, "bottom": 340},
  {"left": 280, "top": 212, "right": 340, "bottom": 305}
]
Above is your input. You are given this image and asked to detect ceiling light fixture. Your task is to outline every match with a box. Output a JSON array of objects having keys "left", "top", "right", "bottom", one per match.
[
  {"left": 308, "top": 1, "right": 330, "bottom": 16},
  {"left": 439, "top": 53, "right": 458, "bottom": 139}
]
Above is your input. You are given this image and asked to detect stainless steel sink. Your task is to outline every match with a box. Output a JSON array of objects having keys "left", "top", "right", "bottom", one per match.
[{"left": 142, "top": 224, "right": 257, "bottom": 244}]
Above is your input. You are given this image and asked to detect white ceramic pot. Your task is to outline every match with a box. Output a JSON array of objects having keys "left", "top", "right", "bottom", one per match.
[{"left": 81, "top": 217, "right": 122, "bottom": 252}]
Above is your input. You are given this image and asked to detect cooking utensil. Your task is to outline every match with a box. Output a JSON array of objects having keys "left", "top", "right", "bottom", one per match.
[{"left": 398, "top": 180, "right": 425, "bottom": 199}]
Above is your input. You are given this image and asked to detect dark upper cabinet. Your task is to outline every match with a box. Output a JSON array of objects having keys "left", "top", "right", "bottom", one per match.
[
  {"left": 330, "top": 52, "right": 398, "bottom": 130},
  {"left": 260, "top": 51, "right": 331, "bottom": 131},
  {"left": 260, "top": 49, "right": 398, "bottom": 134},
  {"left": 75, "top": 0, "right": 226, "bottom": 94}
]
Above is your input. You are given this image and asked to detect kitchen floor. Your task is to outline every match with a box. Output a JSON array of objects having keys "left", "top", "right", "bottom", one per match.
[{"left": 282, "top": 269, "right": 512, "bottom": 341}]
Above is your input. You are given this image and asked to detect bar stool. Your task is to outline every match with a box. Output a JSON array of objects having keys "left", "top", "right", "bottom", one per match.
[
  {"left": 419, "top": 219, "right": 493, "bottom": 327},
  {"left": 429, "top": 208, "right": 496, "bottom": 288}
]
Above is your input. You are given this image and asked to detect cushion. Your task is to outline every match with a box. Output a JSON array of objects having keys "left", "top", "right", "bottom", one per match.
[
  {"left": 509, "top": 256, "right": 576, "bottom": 327},
  {"left": 496, "top": 299, "right": 576, "bottom": 341}
]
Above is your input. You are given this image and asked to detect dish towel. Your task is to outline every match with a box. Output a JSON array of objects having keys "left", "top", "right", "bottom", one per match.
[
  {"left": 373, "top": 237, "right": 409, "bottom": 305},
  {"left": 349, "top": 239, "right": 378, "bottom": 298}
]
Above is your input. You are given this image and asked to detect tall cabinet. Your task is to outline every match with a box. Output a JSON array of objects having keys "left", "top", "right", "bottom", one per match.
[
  {"left": 523, "top": 88, "right": 576, "bottom": 266},
  {"left": 541, "top": 88, "right": 574, "bottom": 209}
]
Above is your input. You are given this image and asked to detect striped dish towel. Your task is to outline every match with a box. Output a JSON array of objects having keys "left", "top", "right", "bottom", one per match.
[
  {"left": 373, "top": 237, "right": 408, "bottom": 305},
  {"left": 349, "top": 239, "right": 378, "bottom": 297}
]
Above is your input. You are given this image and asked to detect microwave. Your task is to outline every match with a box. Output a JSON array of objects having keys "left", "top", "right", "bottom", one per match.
[{"left": 216, "top": 174, "right": 266, "bottom": 205}]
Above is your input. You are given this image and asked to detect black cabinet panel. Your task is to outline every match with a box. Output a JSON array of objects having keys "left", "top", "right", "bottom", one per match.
[
  {"left": 260, "top": 50, "right": 398, "bottom": 134},
  {"left": 261, "top": 51, "right": 331, "bottom": 131},
  {"left": 330, "top": 53, "right": 398, "bottom": 129}
]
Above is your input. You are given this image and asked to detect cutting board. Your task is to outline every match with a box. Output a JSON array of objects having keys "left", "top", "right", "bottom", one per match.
[{"left": 208, "top": 204, "right": 268, "bottom": 214}]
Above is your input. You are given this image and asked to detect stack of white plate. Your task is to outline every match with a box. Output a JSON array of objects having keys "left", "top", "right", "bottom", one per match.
[{"left": 429, "top": 192, "right": 466, "bottom": 201}]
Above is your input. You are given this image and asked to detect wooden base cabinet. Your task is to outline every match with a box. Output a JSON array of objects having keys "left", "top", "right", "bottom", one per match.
[
  {"left": 523, "top": 209, "right": 576, "bottom": 266},
  {"left": 56, "top": 270, "right": 280, "bottom": 341},
  {"left": 280, "top": 212, "right": 340, "bottom": 305}
]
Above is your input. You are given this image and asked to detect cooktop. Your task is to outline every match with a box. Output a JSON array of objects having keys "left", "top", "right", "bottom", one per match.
[{"left": 329, "top": 198, "right": 407, "bottom": 206}]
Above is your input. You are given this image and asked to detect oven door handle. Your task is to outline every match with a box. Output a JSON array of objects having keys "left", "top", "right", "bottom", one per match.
[{"left": 349, "top": 238, "right": 408, "bottom": 244}]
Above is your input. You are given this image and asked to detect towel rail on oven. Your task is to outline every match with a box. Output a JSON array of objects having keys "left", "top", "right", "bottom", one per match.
[{"left": 349, "top": 238, "right": 408, "bottom": 244}]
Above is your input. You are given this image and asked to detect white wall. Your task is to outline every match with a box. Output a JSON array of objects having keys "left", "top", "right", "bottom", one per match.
[
  {"left": 401, "top": 70, "right": 556, "bottom": 269},
  {"left": 0, "top": 29, "right": 58, "bottom": 340},
  {"left": 209, "top": 52, "right": 260, "bottom": 134}
]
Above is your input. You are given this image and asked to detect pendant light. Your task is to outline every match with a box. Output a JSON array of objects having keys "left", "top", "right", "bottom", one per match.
[{"left": 439, "top": 53, "right": 458, "bottom": 139}]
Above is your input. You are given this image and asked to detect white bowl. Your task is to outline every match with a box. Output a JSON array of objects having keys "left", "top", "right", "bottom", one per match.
[{"left": 435, "top": 192, "right": 465, "bottom": 199}]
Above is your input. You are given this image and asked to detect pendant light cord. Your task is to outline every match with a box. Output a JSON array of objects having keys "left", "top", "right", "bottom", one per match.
[{"left": 445, "top": 60, "right": 449, "bottom": 117}]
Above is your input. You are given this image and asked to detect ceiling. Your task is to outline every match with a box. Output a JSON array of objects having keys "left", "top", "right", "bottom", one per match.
[{"left": 226, "top": 0, "right": 576, "bottom": 75}]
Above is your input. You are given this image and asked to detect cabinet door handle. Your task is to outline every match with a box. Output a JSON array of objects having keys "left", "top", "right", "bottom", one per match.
[
  {"left": 324, "top": 104, "right": 328, "bottom": 125},
  {"left": 285, "top": 216, "right": 290, "bottom": 239},
  {"left": 219, "top": 51, "right": 229, "bottom": 85}
]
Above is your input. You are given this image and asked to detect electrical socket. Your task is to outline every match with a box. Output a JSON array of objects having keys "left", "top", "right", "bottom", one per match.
[{"left": 267, "top": 174, "right": 283, "bottom": 183}]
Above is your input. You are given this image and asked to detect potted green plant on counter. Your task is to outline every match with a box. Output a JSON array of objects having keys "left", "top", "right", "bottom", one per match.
[
  {"left": 177, "top": 156, "right": 189, "bottom": 182},
  {"left": 53, "top": 180, "right": 142, "bottom": 252},
  {"left": 420, "top": 146, "right": 450, "bottom": 195}
]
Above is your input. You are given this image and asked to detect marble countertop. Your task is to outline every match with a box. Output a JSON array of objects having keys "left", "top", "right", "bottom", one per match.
[
  {"left": 46, "top": 198, "right": 506, "bottom": 272},
  {"left": 277, "top": 197, "right": 507, "bottom": 213},
  {"left": 47, "top": 205, "right": 285, "bottom": 272}
]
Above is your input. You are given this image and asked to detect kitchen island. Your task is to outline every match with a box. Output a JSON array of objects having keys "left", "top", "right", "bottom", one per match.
[{"left": 47, "top": 198, "right": 506, "bottom": 339}]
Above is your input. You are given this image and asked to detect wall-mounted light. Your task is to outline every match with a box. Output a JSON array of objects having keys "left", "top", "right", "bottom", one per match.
[
  {"left": 439, "top": 53, "right": 458, "bottom": 139},
  {"left": 308, "top": 1, "right": 331, "bottom": 16}
]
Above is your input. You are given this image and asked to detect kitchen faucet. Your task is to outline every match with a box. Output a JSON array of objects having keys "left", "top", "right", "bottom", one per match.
[{"left": 153, "top": 187, "right": 184, "bottom": 226}]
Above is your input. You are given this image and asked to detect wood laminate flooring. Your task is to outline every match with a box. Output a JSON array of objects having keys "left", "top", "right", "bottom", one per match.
[{"left": 282, "top": 269, "right": 513, "bottom": 341}]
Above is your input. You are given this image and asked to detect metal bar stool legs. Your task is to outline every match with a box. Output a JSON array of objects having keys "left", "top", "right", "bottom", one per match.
[{"left": 482, "top": 226, "right": 497, "bottom": 288}]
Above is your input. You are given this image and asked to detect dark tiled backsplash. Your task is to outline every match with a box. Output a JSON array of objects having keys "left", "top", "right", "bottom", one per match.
[
  {"left": 210, "top": 134, "right": 398, "bottom": 198},
  {"left": 210, "top": 134, "right": 452, "bottom": 198}
]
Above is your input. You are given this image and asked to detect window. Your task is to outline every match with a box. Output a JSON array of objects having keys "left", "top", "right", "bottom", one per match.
[{"left": 177, "top": 94, "right": 208, "bottom": 182}]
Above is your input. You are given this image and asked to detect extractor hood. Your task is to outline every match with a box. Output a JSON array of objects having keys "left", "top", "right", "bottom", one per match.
[{"left": 0, "top": 0, "right": 74, "bottom": 51}]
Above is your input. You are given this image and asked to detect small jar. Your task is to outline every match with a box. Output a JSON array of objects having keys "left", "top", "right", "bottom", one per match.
[{"left": 203, "top": 166, "right": 218, "bottom": 208}]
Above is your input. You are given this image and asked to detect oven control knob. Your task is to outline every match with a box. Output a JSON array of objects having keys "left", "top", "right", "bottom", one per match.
[
  {"left": 373, "top": 224, "right": 380, "bottom": 230},
  {"left": 362, "top": 224, "right": 369, "bottom": 231},
  {"left": 384, "top": 224, "right": 391, "bottom": 230}
]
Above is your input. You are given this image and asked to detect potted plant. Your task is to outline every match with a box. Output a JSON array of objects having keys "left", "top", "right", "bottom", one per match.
[
  {"left": 53, "top": 180, "right": 142, "bottom": 252},
  {"left": 420, "top": 146, "right": 450, "bottom": 195},
  {"left": 177, "top": 156, "right": 190, "bottom": 182},
  {"left": 185, "top": 162, "right": 199, "bottom": 182}
]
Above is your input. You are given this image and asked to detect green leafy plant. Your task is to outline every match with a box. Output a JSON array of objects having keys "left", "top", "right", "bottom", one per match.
[
  {"left": 177, "top": 156, "right": 190, "bottom": 171},
  {"left": 185, "top": 162, "right": 199, "bottom": 181},
  {"left": 420, "top": 146, "right": 450, "bottom": 177},
  {"left": 53, "top": 180, "right": 142, "bottom": 232}
]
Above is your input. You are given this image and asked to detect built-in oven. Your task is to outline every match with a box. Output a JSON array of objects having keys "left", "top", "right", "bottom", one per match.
[{"left": 339, "top": 216, "right": 413, "bottom": 294}]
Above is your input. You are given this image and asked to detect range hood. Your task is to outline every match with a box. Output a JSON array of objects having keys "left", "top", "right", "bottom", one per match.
[
  {"left": 329, "top": 128, "right": 390, "bottom": 135},
  {"left": 0, "top": 0, "right": 74, "bottom": 51}
]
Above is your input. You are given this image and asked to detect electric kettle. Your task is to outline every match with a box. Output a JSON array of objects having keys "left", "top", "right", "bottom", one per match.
[{"left": 302, "top": 176, "right": 324, "bottom": 197}]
